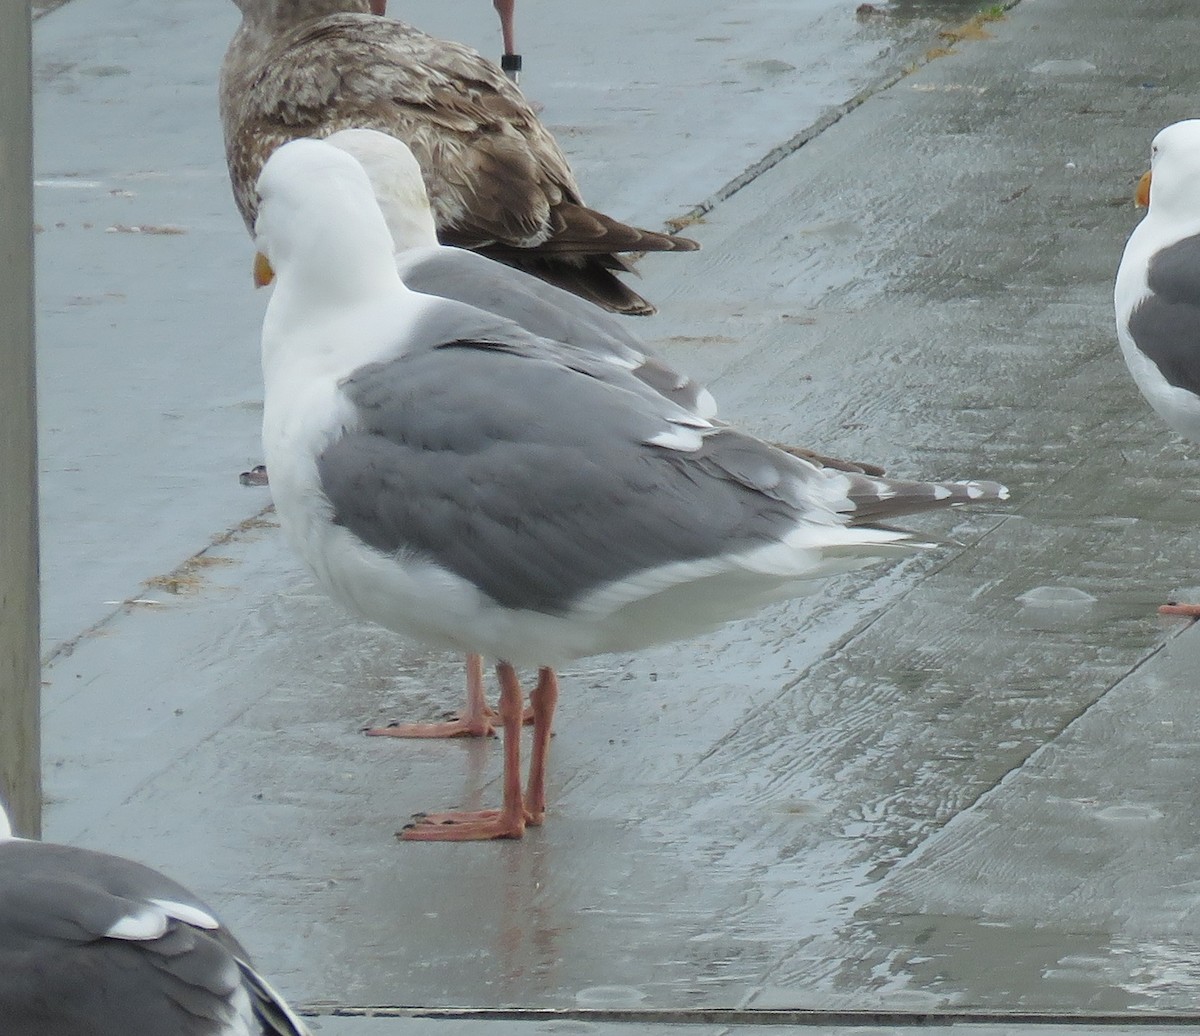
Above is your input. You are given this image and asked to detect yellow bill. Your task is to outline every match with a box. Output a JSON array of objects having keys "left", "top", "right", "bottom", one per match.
[
  {"left": 1135, "top": 169, "right": 1151, "bottom": 208},
  {"left": 253, "top": 251, "right": 275, "bottom": 288}
]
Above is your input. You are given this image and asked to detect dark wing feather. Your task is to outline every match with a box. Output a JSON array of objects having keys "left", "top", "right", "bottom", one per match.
[
  {"left": 1128, "top": 232, "right": 1200, "bottom": 396},
  {"left": 0, "top": 841, "right": 308, "bottom": 1036}
]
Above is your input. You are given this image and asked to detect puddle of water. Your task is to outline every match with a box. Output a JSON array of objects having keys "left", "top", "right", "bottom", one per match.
[
  {"left": 574, "top": 986, "right": 648, "bottom": 1007},
  {"left": 1016, "top": 585, "right": 1099, "bottom": 607}
]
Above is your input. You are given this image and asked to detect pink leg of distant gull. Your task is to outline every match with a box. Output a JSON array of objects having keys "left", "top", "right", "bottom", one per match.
[
  {"left": 1159, "top": 603, "right": 1200, "bottom": 619},
  {"left": 492, "top": 0, "right": 523, "bottom": 83},
  {"left": 494, "top": 0, "right": 516, "bottom": 54}
]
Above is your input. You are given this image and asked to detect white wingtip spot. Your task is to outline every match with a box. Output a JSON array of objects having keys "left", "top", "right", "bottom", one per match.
[
  {"left": 647, "top": 427, "right": 704, "bottom": 451},
  {"left": 670, "top": 413, "right": 713, "bottom": 429},
  {"left": 933, "top": 485, "right": 952, "bottom": 500},
  {"left": 150, "top": 898, "right": 220, "bottom": 931},
  {"left": 106, "top": 905, "right": 169, "bottom": 941}
]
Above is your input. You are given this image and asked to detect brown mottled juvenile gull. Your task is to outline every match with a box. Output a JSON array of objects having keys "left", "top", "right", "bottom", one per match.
[
  {"left": 0, "top": 801, "right": 309, "bottom": 1035},
  {"left": 251, "top": 138, "right": 1010, "bottom": 841},
  {"left": 220, "top": 0, "right": 697, "bottom": 315}
]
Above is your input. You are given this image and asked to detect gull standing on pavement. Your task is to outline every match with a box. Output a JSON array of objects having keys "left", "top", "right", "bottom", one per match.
[
  {"left": 322, "top": 128, "right": 883, "bottom": 739},
  {"left": 1115, "top": 118, "right": 1200, "bottom": 617},
  {"left": 250, "top": 138, "right": 1010, "bottom": 841}
]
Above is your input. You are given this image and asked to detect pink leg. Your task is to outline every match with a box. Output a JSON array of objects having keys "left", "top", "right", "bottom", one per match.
[
  {"left": 399, "top": 662, "right": 528, "bottom": 841},
  {"left": 523, "top": 667, "right": 558, "bottom": 825},
  {"left": 364, "top": 653, "right": 496, "bottom": 739},
  {"left": 493, "top": 0, "right": 516, "bottom": 55},
  {"left": 369, "top": 0, "right": 387, "bottom": 14},
  {"left": 1160, "top": 603, "right": 1200, "bottom": 618}
]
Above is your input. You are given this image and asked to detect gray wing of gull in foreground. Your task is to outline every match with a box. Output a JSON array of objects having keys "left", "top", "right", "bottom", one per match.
[
  {"left": 317, "top": 322, "right": 1007, "bottom": 618},
  {"left": 0, "top": 839, "right": 308, "bottom": 1035},
  {"left": 1126, "top": 231, "right": 1200, "bottom": 397},
  {"left": 395, "top": 245, "right": 888, "bottom": 470},
  {"left": 394, "top": 243, "right": 717, "bottom": 417}
]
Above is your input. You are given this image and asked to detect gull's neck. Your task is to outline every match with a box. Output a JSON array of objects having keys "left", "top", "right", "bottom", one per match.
[
  {"left": 237, "top": 0, "right": 370, "bottom": 37},
  {"left": 263, "top": 263, "right": 404, "bottom": 363},
  {"left": 1125, "top": 201, "right": 1200, "bottom": 266},
  {"left": 221, "top": 0, "right": 371, "bottom": 122},
  {"left": 380, "top": 202, "right": 438, "bottom": 253},
  {"left": 260, "top": 227, "right": 413, "bottom": 386}
]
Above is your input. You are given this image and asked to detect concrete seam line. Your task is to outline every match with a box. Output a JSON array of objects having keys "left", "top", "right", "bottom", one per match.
[
  {"left": 661, "top": 0, "right": 1027, "bottom": 235},
  {"left": 41, "top": 502, "right": 277, "bottom": 665},
  {"left": 299, "top": 1005, "right": 1200, "bottom": 1025}
]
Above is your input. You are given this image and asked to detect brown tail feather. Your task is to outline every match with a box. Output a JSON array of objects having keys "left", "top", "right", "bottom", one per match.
[
  {"left": 483, "top": 250, "right": 658, "bottom": 315},
  {"left": 448, "top": 204, "right": 700, "bottom": 258},
  {"left": 772, "top": 443, "right": 887, "bottom": 477},
  {"left": 537, "top": 203, "right": 700, "bottom": 255}
]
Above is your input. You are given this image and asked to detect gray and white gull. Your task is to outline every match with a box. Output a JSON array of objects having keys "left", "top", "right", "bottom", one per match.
[
  {"left": 319, "top": 127, "right": 888, "bottom": 742},
  {"left": 0, "top": 801, "right": 308, "bottom": 1035},
  {"left": 1115, "top": 118, "right": 1200, "bottom": 617},
  {"left": 323, "top": 128, "right": 716, "bottom": 739},
  {"left": 252, "top": 137, "right": 1010, "bottom": 841}
]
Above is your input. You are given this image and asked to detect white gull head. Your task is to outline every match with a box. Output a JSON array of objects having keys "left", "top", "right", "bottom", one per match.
[
  {"left": 254, "top": 136, "right": 401, "bottom": 308},
  {"left": 1113, "top": 119, "right": 1200, "bottom": 443},
  {"left": 325, "top": 128, "right": 439, "bottom": 252},
  {"left": 1143, "top": 119, "right": 1200, "bottom": 220}
]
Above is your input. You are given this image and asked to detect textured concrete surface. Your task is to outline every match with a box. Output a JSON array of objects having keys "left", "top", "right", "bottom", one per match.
[
  {"left": 29, "top": 0, "right": 1200, "bottom": 1029},
  {"left": 305, "top": 1017, "right": 1200, "bottom": 1036}
]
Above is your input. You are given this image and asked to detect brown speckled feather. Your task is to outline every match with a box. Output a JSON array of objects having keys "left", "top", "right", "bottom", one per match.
[{"left": 220, "top": 3, "right": 698, "bottom": 313}]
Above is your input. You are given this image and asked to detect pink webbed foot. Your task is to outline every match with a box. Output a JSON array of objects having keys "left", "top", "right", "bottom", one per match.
[
  {"left": 365, "top": 653, "right": 502, "bottom": 739},
  {"left": 1160, "top": 602, "right": 1200, "bottom": 618},
  {"left": 400, "top": 809, "right": 526, "bottom": 841},
  {"left": 365, "top": 714, "right": 496, "bottom": 739},
  {"left": 406, "top": 804, "right": 544, "bottom": 828}
]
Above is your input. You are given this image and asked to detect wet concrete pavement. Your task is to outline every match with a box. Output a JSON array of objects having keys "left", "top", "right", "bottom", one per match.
[{"left": 29, "top": 0, "right": 1200, "bottom": 1030}]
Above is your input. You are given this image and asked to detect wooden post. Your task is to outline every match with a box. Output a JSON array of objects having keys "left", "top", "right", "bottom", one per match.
[{"left": 0, "top": 0, "right": 42, "bottom": 839}]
